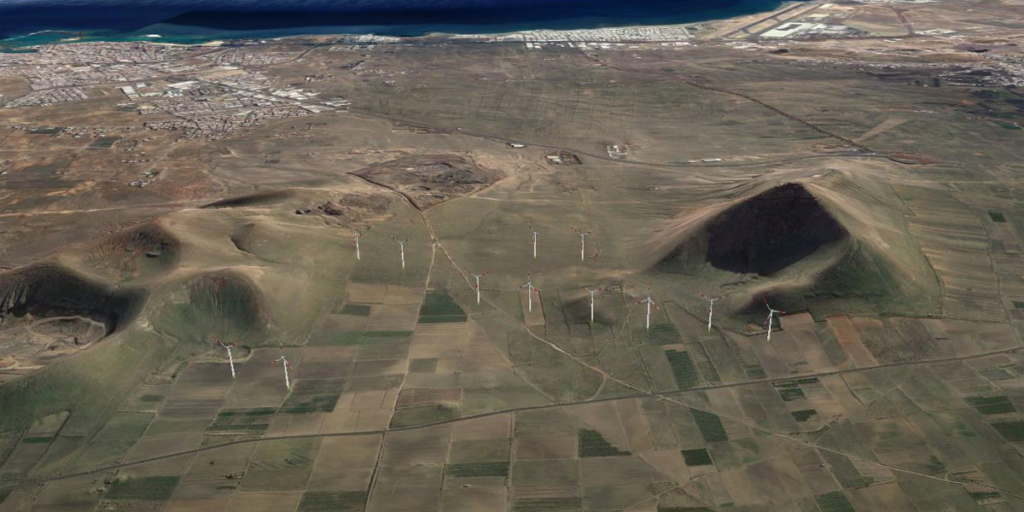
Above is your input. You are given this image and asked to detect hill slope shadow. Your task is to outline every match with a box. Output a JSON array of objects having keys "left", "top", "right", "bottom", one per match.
[
  {"left": 654, "top": 180, "right": 938, "bottom": 317},
  {"left": 704, "top": 183, "right": 848, "bottom": 276}
]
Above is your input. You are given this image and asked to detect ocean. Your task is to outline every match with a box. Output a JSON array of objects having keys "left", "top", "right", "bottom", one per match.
[{"left": 0, "top": 0, "right": 794, "bottom": 48}]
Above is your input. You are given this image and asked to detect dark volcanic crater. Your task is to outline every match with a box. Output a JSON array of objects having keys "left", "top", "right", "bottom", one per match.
[
  {"left": 705, "top": 183, "right": 848, "bottom": 276},
  {"left": 658, "top": 183, "right": 849, "bottom": 277}
]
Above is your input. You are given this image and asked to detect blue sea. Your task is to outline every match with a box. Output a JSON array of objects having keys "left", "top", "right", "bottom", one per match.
[{"left": 0, "top": 0, "right": 794, "bottom": 48}]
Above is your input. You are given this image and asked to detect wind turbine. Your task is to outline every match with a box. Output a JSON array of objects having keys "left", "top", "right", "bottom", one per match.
[
  {"left": 471, "top": 271, "right": 488, "bottom": 305},
  {"left": 584, "top": 286, "right": 603, "bottom": 324},
  {"left": 700, "top": 293, "right": 721, "bottom": 334},
  {"left": 637, "top": 285, "right": 658, "bottom": 331},
  {"left": 213, "top": 337, "right": 237, "bottom": 379},
  {"left": 392, "top": 236, "right": 408, "bottom": 270},
  {"left": 272, "top": 350, "right": 293, "bottom": 390},
  {"left": 353, "top": 230, "right": 363, "bottom": 260},
  {"left": 572, "top": 227, "right": 591, "bottom": 263},
  {"left": 522, "top": 273, "right": 540, "bottom": 313},
  {"left": 528, "top": 224, "right": 541, "bottom": 260},
  {"left": 764, "top": 298, "right": 785, "bottom": 343}
]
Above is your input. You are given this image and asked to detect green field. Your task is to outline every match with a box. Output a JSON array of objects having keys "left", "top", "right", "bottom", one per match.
[
  {"left": 579, "top": 429, "right": 630, "bottom": 458},
  {"left": 513, "top": 497, "right": 584, "bottom": 512},
  {"left": 208, "top": 408, "right": 275, "bottom": 435},
  {"left": 643, "top": 323, "right": 683, "bottom": 345},
  {"left": 814, "top": 491, "right": 856, "bottom": 512},
  {"left": 966, "top": 396, "right": 1016, "bottom": 415},
  {"left": 777, "top": 387, "right": 806, "bottom": 402},
  {"left": 991, "top": 421, "right": 1024, "bottom": 442},
  {"left": 665, "top": 350, "right": 699, "bottom": 389},
  {"left": 820, "top": 451, "right": 866, "bottom": 489},
  {"left": 681, "top": 448, "right": 713, "bottom": 467},
  {"left": 690, "top": 410, "right": 728, "bottom": 443},
  {"left": 341, "top": 304, "right": 372, "bottom": 316},
  {"left": 282, "top": 394, "right": 341, "bottom": 414},
  {"left": 418, "top": 291, "right": 467, "bottom": 323},
  {"left": 989, "top": 211, "right": 1008, "bottom": 223},
  {"left": 792, "top": 410, "right": 818, "bottom": 422},
  {"left": 446, "top": 461, "right": 510, "bottom": 478}
]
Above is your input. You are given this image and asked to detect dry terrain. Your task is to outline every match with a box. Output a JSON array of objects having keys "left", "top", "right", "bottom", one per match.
[{"left": 2, "top": 1, "right": 1024, "bottom": 511}]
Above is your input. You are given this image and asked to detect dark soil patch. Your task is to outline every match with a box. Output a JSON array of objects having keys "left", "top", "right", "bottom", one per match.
[{"left": 353, "top": 154, "right": 505, "bottom": 209}]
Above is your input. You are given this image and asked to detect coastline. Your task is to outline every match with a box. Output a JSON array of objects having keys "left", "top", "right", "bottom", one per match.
[{"left": 0, "top": 0, "right": 800, "bottom": 50}]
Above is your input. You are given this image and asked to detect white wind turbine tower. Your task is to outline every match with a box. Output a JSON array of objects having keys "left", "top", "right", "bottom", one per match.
[
  {"left": 584, "top": 286, "right": 603, "bottom": 324},
  {"left": 471, "top": 272, "right": 488, "bottom": 305},
  {"left": 392, "top": 237, "right": 408, "bottom": 269},
  {"left": 353, "top": 230, "right": 363, "bottom": 260},
  {"left": 637, "top": 286, "right": 658, "bottom": 331},
  {"left": 528, "top": 224, "right": 541, "bottom": 260},
  {"left": 700, "top": 293, "right": 721, "bottom": 334},
  {"left": 272, "top": 351, "right": 293, "bottom": 390},
  {"left": 214, "top": 337, "right": 237, "bottom": 379},
  {"left": 763, "top": 298, "right": 785, "bottom": 343},
  {"left": 572, "top": 227, "right": 592, "bottom": 263},
  {"left": 522, "top": 273, "right": 540, "bottom": 313}
]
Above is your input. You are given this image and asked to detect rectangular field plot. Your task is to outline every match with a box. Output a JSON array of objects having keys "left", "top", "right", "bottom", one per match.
[
  {"left": 340, "top": 304, "right": 372, "bottom": 317},
  {"left": 965, "top": 396, "right": 1016, "bottom": 415},
  {"left": 299, "top": 491, "right": 367, "bottom": 512},
  {"left": 665, "top": 349, "right": 699, "bottom": 389},
  {"left": 282, "top": 394, "right": 341, "bottom": 414},
  {"left": 815, "top": 491, "right": 857, "bottom": 512},
  {"left": 690, "top": 410, "right": 728, "bottom": 443},
  {"left": 441, "top": 486, "right": 508, "bottom": 512},
  {"left": 512, "top": 459, "right": 580, "bottom": 504},
  {"left": 66, "top": 412, "right": 153, "bottom": 472},
  {"left": 367, "top": 464, "right": 443, "bottom": 512},
  {"left": 682, "top": 448, "right": 714, "bottom": 467},
  {"left": 367, "top": 304, "right": 421, "bottom": 331},
  {"left": 991, "top": 421, "right": 1024, "bottom": 443},
  {"left": 241, "top": 438, "right": 321, "bottom": 492},
  {"left": 106, "top": 476, "right": 180, "bottom": 501},
  {"left": 446, "top": 461, "right": 510, "bottom": 478},
  {"left": 308, "top": 436, "right": 381, "bottom": 492},
  {"left": 346, "top": 284, "right": 388, "bottom": 304},
  {"left": 396, "top": 387, "right": 462, "bottom": 409},
  {"left": 643, "top": 323, "right": 683, "bottom": 345},
  {"left": 315, "top": 313, "right": 369, "bottom": 337},
  {"left": 384, "top": 285, "right": 425, "bottom": 305},
  {"left": 226, "top": 492, "right": 302, "bottom": 512},
  {"left": 512, "top": 497, "right": 583, "bottom": 512},
  {"left": 390, "top": 403, "right": 460, "bottom": 428},
  {"left": 309, "top": 330, "right": 413, "bottom": 347},
  {"left": 207, "top": 408, "right": 275, "bottom": 435}
]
